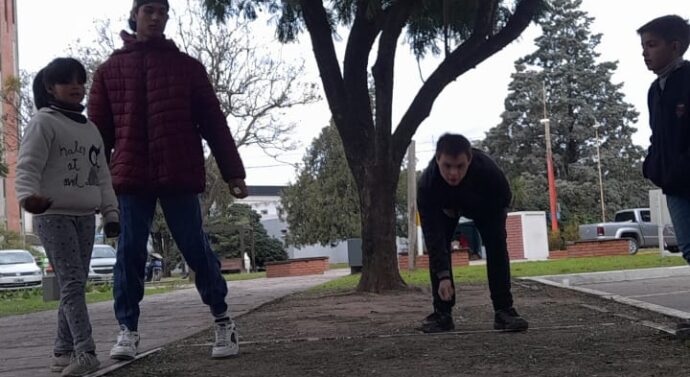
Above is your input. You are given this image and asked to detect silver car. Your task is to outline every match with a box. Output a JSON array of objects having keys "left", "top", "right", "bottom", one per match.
[
  {"left": 0, "top": 249, "right": 43, "bottom": 289},
  {"left": 89, "top": 244, "right": 117, "bottom": 282}
]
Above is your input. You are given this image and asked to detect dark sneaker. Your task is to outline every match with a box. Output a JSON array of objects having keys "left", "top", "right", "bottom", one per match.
[
  {"left": 675, "top": 321, "right": 690, "bottom": 339},
  {"left": 494, "top": 307, "right": 529, "bottom": 332},
  {"left": 421, "top": 312, "right": 441, "bottom": 326},
  {"left": 51, "top": 352, "right": 72, "bottom": 372},
  {"left": 418, "top": 312, "right": 455, "bottom": 333},
  {"left": 60, "top": 352, "right": 100, "bottom": 376}
]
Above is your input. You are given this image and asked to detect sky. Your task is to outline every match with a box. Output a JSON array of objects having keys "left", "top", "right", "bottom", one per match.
[{"left": 15, "top": 0, "right": 690, "bottom": 186}]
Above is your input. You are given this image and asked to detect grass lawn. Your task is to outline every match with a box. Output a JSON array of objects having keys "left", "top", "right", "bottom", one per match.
[
  {"left": 0, "top": 284, "right": 175, "bottom": 318},
  {"left": 1, "top": 272, "right": 268, "bottom": 317},
  {"left": 329, "top": 263, "right": 350, "bottom": 269},
  {"left": 311, "top": 250, "right": 687, "bottom": 293},
  {"left": 223, "top": 271, "right": 266, "bottom": 281}
]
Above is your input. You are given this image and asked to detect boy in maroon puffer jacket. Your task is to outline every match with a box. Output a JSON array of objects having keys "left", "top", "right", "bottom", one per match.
[{"left": 88, "top": 0, "right": 247, "bottom": 360}]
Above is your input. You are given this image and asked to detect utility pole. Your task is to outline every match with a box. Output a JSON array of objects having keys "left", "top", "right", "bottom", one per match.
[
  {"left": 540, "top": 82, "right": 559, "bottom": 232},
  {"left": 249, "top": 227, "right": 256, "bottom": 273},
  {"left": 594, "top": 122, "right": 606, "bottom": 223},
  {"left": 407, "top": 141, "right": 417, "bottom": 271}
]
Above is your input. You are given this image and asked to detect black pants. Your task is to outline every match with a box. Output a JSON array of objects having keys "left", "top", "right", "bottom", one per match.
[{"left": 429, "top": 210, "right": 513, "bottom": 314}]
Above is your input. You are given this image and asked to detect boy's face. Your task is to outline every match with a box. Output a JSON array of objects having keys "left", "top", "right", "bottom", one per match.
[
  {"left": 640, "top": 31, "right": 681, "bottom": 74},
  {"left": 436, "top": 152, "right": 472, "bottom": 187},
  {"left": 132, "top": 3, "right": 168, "bottom": 41}
]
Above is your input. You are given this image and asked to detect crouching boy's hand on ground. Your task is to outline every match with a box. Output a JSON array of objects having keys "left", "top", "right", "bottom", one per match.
[
  {"left": 438, "top": 279, "right": 454, "bottom": 301},
  {"left": 104, "top": 222, "right": 120, "bottom": 238}
]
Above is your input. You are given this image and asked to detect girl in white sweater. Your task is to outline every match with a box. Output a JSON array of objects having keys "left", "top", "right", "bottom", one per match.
[{"left": 15, "top": 57, "right": 119, "bottom": 377}]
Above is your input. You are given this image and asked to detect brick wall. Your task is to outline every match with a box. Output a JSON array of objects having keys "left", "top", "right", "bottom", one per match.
[
  {"left": 0, "top": 0, "right": 21, "bottom": 232},
  {"left": 265, "top": 257, "right": 329, "bottom": 278},
  {"left": 548, "top": 239, "right": 629, "bottom": 259},
  {"left": 506, "top": 215, "right": 525, "bottom": 260},
  {"left": 398, "top": 249, "right": 470, "bottom": 271}
]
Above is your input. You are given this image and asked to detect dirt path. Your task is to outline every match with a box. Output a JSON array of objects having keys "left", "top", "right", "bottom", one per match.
[{"left": 107, "top": 281, "right": 690, "bottom": 376}]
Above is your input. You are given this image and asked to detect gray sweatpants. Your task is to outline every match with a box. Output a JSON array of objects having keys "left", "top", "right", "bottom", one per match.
[{"left": 34, "top": 214, "right": 96, "bottom": 354}]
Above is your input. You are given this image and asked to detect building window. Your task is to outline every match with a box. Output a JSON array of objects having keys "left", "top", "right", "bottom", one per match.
[{"left": 261, "top": 209, "right": 268, "bottom": 215}]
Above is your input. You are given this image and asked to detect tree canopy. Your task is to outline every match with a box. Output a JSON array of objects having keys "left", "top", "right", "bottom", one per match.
[{"left": 203, "top": 0, "right": 544, "bottom": 292}]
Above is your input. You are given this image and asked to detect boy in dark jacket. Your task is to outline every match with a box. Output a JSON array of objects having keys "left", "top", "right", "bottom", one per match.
[
  {"left": 638, "top": 15, "right": 690, "bottom": 264},
  {"left": 88, "top": 0, "right": 247, "bottom": 360},
  {"left": 416, "top": 133, "right": 528, "bottom": 333}
]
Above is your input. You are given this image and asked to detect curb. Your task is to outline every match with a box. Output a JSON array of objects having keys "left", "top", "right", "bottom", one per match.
[
  {"left": 525, "top": 265, "right": 690, "bottom": 286},
  {"left": 85, "top": 348, "right": 162, "bottom": 377}
]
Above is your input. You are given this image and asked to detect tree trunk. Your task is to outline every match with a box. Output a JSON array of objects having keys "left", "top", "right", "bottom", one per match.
[{"left": 356, "top": 165, "right": 406, "bottom": 292}]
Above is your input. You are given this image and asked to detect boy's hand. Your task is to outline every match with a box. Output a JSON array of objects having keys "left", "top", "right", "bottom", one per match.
[
  {"left": 104, "top": 222, "right": 120, "bottom": 238},
  {"left": 228, "top": 178, "right": 248, "bottom": 199},
  {"left": 438, "top": 279, "right": 454, "bottom": 301},
  {"left": 23, "top": 195, "right": 52, "bottom": 214}
]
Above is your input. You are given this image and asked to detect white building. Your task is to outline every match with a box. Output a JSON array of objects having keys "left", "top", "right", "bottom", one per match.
[{"left": 235, "top": 185, "right": 283, "bottom": 220}]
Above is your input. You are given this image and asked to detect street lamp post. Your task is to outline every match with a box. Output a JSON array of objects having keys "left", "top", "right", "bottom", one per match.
[
  {"left": 540, "top": 118, "right": 559, "bottom": 232},
  {"left": 594, "top": 122, "right": 606, "bottom": 223}
]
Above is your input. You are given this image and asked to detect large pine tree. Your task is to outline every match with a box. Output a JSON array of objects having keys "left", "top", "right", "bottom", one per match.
[{"left": 480, "top": 0, "right": 651, "bottom": 224}]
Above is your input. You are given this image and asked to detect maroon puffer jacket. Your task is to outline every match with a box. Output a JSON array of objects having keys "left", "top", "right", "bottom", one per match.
[{"left": 88, "top": 31, "right": 245, "bottom": 195}]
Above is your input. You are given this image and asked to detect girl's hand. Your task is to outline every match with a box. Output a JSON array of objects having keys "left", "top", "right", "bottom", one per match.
[
  {"left": 104, "top": 222, "right": 120, "bottom": 238},
  {"left": 23, "top": 195, "right": 52, "bottom": 214}
]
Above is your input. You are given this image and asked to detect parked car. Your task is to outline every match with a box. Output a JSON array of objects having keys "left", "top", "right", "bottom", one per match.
[
  {"left": 89, "top": 244, "right": 117, "bottom": 282},
  {"left": 0, "top": 249, "right": 43, "bottom": 289},
  {"left": 578, "top": 208, "right": 678, "bottom": 254}
]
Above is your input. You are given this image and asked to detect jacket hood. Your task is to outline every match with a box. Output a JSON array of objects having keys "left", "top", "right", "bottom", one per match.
[{"left": 113, "top": 30, "right": 179, "bottom": 55}]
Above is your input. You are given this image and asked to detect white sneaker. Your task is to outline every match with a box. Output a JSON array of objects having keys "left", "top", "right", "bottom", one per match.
[
  {"left": 110, "top": 325, "right": 139, "bottom": 360},
  {"left": 212, "top": 321, "right": 239, "bottom": 358},
  {"left": 60, "top": 352, "right": 100, "bottom": 376}
]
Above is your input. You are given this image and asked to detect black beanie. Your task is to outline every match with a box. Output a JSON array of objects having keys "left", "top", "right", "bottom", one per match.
[
  {"left": 132, "top": 0, "right": 169, "bottom": 10},
  {"left": 129, "top": 0, "right": 170, "bottom": 31}
]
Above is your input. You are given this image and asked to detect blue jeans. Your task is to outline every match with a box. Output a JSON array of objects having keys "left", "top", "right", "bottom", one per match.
[
  {"left": 667, "top": 195, "right": 690, "bottom": 264},
  {"left": 113, "top": 194, "right": 228, "bottom": 331}
]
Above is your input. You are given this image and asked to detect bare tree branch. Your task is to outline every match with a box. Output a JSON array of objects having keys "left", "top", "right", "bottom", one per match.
[
  {"left": 300, "top": 1, "right": 350, "bottom": 134},
  {"left": 371, "top": 0, "right": 414, "bottom": 166},
  {"left": 392, "top": 0, "right": 542, "bottom": 162},
  {"left": 340, "top": 0, "right": 383, "bottom": 172},
  {"left": 176, "top": 1, "right": 320, "bottom": 153}
]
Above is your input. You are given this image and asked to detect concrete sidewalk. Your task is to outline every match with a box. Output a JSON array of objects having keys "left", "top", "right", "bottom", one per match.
[
  {"left": 0, "top": 269, "right": 350, "bottom": 377},
  {"left": 524, "top": 265, "right": 690, "bottom": 321}
]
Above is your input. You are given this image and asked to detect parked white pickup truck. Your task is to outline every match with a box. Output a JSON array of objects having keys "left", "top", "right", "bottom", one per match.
[{"left": 578, "top": 208, "right": 678, "bottom": 255}]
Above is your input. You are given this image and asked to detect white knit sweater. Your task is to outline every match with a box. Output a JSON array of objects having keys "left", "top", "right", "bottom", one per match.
[{"left": 15, "top": 107, "right": 119, "bottom": 223}]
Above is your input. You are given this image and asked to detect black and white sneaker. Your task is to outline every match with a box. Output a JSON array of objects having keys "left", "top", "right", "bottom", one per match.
[
  {"left": 212, "top": 320, "right": 239, "bottom": 358},
  {"left": 110, "top": 325, "right": 139, "bottom": 360}
]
